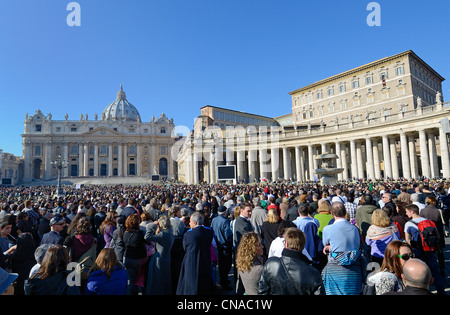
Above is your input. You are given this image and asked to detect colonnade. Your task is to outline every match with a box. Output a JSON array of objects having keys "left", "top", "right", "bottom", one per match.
[{"left": 185, "top": 124, "right": 450, "bottom": 184}]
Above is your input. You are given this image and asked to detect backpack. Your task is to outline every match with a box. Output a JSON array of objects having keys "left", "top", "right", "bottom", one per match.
[{"left": 410, "top": 219, "right": 439, "bottom": 252}]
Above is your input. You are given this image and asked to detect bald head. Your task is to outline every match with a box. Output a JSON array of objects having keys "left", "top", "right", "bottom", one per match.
[{"left": 402, "top": 258, "right": 432, "bottom": 289}]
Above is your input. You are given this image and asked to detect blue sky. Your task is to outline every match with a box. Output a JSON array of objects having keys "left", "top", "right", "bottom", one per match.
[{"left": 0, "top": 0, "right": 449, "bottom": 156}]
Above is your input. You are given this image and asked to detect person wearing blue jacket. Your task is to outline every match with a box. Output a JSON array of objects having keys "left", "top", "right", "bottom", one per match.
[{"left": 86, "top": 248, "right": 128, "bottom": 295}]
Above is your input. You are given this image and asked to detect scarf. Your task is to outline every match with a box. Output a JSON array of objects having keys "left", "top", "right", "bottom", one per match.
[{"left": 366, "top": 224, "right": 398, "bottom": 241}]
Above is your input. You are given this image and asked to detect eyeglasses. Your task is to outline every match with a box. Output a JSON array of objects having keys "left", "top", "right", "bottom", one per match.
[{"left": 398, "top": 253, "right": 414, "bottom": 260}]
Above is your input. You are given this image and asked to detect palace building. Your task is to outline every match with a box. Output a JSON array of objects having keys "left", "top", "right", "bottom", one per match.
[
  {"left": 21, "top": 86, "right": 177, "bottom": 182},
  {"left": 177, "top": 50, "right": 450, "bottom": 184}
]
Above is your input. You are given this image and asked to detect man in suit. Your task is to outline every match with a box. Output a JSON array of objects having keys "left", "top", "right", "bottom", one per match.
[
  {"left": 176, "top": 211, "right": 214, "bottom": 295},
  {"left": 120, "top": 198, "right": 138, "bottom": 218},
  {"left": 40, "top": 216, "right": 66, "bottom": 245},
  {"left": 233, "top": 202, "right": 254, "bottom": 249}
]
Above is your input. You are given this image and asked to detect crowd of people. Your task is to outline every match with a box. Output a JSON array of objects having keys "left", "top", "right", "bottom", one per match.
[{"left": 0, "top": 179, "right": 449, "bottom": 295}]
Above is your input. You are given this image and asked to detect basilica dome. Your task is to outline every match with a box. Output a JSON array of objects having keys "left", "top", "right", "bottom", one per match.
[{"left": 101, "top": 85, "right": 141, "bottom": 122}]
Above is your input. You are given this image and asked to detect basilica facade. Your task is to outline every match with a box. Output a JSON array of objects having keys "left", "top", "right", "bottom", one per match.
[
  {"left": 177, "top": 50, "right": 450, "bottom": 184},
  {"left": 21, "top": 86, "right": 177, "bottom": 182}
]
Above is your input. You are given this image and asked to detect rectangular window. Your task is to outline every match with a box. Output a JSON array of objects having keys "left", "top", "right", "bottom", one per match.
[
  {"left": 339, "top": 84, "right": 346, "bottom": 93},
  {"left": 35, "top": 125, "right": 41, "bottom": 132},
  {"left": 395, "top": 67, "right": 404, "bottom": 76},
  {"left": 365, "top": 76, "right": 373, "bottom": 85},
  {"left": 71, "top": 127, "right": 77, "bottom": 132},
  {"left": 316, "top": 91, "right": 323, "bottom": 99},
  {"left": 352, "top": 80, "right": 359, "bottom": 89},
  {"left": 327, "top": 88, "right": 334, "bottom": 96}
]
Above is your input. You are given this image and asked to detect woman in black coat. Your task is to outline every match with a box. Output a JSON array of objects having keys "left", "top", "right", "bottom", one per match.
[
  {"left": 122, "top": 214, "right": 147, "bottom": 295},
  {"left": 24, "top": 245, "right": 80, "bottom": 295}
]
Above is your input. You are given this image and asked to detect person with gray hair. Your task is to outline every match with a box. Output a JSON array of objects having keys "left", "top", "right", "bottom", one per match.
[
  {"left": 411, "top": 193, "right": 425, "bottom": 211},
  {"left": 384, "top": 258, "right": 433, "bottom": 295},
  {"left": 176, "top": 211, "right": 214, "bottom": 295},
  {"left": 250, "top": 197, "right": 267, "bottom": 239}
]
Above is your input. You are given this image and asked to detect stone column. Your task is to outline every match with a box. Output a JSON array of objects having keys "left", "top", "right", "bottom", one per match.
[
  {"left": 350, "top": 139, "right": 358, "bottom": 180},
  {"left": 382, "top": 135, "right": 392, "bottom": 179},
  {"left": 23, "top": 142, "right": 32, "bottom": 182},
  {"left": 283, "top": 147, "right": 291, "bottom": 180},
  {"left": 63, "top": 143, "right": 69, "bottom": 178},
  {"left": 389, "top": 137, "right": 399, "bottom": 179},
  {"left": 419, "top": 129, "right": 431, "bottom": 178},
  {"left": 209, "top": 151, "right": 215, "bottom": 183},
  {"left": 295, "top": 146, "right": 302, "bottom": 182},
  {"left": 118, "top": 144, "right": 123, "bottom": 177},
  {"left": 408, "top": 135, "right": 418, "bottom": 179},
  {"left": 335, "top": 141, "right": 342, "bottom": 181},
  {"left": 83, "top": 143, "right": 89, "bottom": 177},
  {"left": 226, "top": 149, "right": 234, "bottom": 166},
  {"left": 372, "top": 139, "right": 381, "bottom": 180},
  {"left": 44, "top": 142, "right": 52, "bottom": 180},
  {"left": 439, "top": 126, "right": 450, "bottom": 179},
  {"left": 108, "top": 143, "right": 113, "bottom": 176},
  {"left": 356, "top": 140, "right": 364, "bottom": 179},
  {"left": 237, "top": 150, "right": 245, "bottom": 182},
  {"left": 340, "top": 143, "right": 348, "bottom": 181},
  {"left": 136, "top": 143, "right": 142, "bottom": 176},
  {"left": 428, "top": 132, "right": 439, "bottom": 178},
  {"left": 308, "top": 143, "right": 314, "bottom": 181},
  {"left": 193, "top": 151, "right": 200, "bottom": 184},
  {"left": 123, "top": 144, "right": 128, "bottom": 177},
  {"left": 365, "top": 137, "right": 375, "bottom": 180},
  {"left": 94, "top": 143, "right": 99, "bottom": 177},
  {"left": 400, "top": 132, "right": 411, "bottom": 179},
  {"left": 271, "top": 148, "right": 280, "bottom": 181},
  {"left": 168, "top": 144, "right": 174, "bottom": 179},
  {"left": 248, "top": 149, "right": 257, "bottom": 183},
  {"left": 150, "top": 141, "right": 156, "bottom": 175},
  {"left": 78, "top": 144, "right": 83, "bottom": 177}
]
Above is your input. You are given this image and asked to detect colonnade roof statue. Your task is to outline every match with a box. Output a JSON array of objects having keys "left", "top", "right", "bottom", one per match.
[{"left": 100, "top": 85, "right": 142, "bottom": 122}]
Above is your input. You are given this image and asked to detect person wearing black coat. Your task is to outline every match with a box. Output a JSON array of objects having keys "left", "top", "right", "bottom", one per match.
[
  {"left": 122, "top": 214, "right": 147, "bottom": 295},
  {"left": 9, "top": 231, "right": 36, "bottom": 295},
  {"left": 176, "top": 212, "right": 214, "bottom": 295},
  {"left": 258, "top": 227, "right": 324, "bottom": 295},
  {"left": 24, "top": 244, "right": 80, "bottom": 295},
  {"left": 233, "top": 203, "right": 254, "bottom": 249}
]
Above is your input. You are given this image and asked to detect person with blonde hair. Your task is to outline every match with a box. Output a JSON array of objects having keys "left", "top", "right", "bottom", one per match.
[
  {"left": 260, "top": 208, "right": 280, "bottom": 258},
  {"left": 235, "top": 232, "right": 264, "bottom": 295},
  {"left": 314, "top": 199, "right": 333, "bottom": 239},
  {"left": 365, "top": 209, "right": 400, "bottom": 265}
]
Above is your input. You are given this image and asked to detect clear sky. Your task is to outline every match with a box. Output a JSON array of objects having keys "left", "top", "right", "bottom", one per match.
[{"left": 0, "top": 0, "right": 449, "bottom": 156}]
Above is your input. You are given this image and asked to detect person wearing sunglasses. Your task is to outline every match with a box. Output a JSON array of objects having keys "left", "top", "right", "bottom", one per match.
[{"left": 366, "top": 240, "right": 414, "bottom": 295}]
